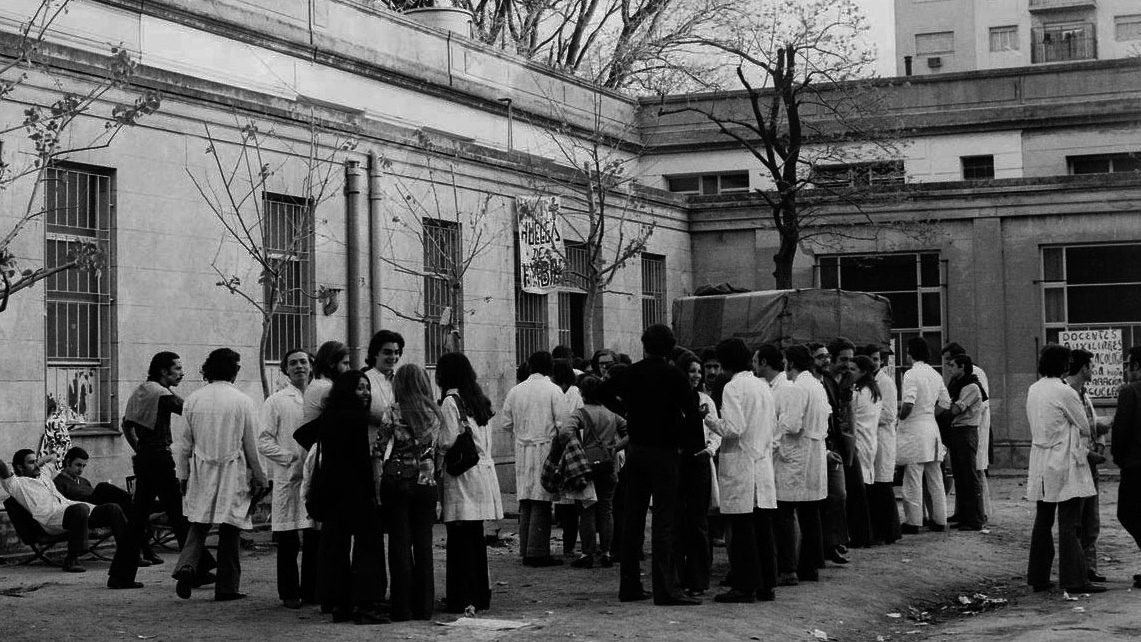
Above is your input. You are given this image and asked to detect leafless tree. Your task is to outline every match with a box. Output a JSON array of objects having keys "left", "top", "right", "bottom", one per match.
[
  {"left": 188, "top": 117, "right": 353, "bottom": 397},
  {"left": 0, "top": 0, "right": 161, "bottom": 312},
  {"left": 661, "top": 0, "right": 927, "bottom": 288},
  {"left": 372, "top": 133, "right": 502, "bottom": 355},
  {"left": 523, "top": 93, "right": 654, "bottom": 355}
]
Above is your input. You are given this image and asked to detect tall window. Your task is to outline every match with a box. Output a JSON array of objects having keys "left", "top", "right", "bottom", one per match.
[
  {"left": 262, "top": 192, "right": 314, "bottom": 363},
  {"left": 989, "top": 26, "right": 1019, "bottom": 52},
  {"left": 515, "top": 241, "right": 549, "bottom": 364},
  {"left": 557, "top": 242, "right": 589, "bottom": 357},
  {"left": 1042, "top": 244, "right": 1141, "bottom": 348},
  {"left": 423, "top": 218, "right": 461, "bottom": 363},
  {"left": 641, "top": 253, "right": 666, "bottom": 329},
  {"left": 817, "top": 252, "right": 944, "bottom": 377},
  {"left": 44, "top": 164, "right": 113, "bottom": 426}
]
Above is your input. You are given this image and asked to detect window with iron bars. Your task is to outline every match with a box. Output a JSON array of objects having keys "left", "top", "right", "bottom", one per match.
[
  {"left": 44, "top": 164, "right": 114, "bottom": 426},
  {"left": 424, "top": 218, "right": 462, "bottom": 364},
  {"left": 262, "top": 193, "right": 314, "bottom": 364},
  {"left": 557, "top": 241, "right": 589, "bottom": 358},
  {"left": 641, "top": 253, "right": 667, "bottom": 329},
  {"left": 515, "top": 237, "right": 550, "bottom": 365},
  {"left": 811, "top": 161, "right": 905, "bottom": 189}
]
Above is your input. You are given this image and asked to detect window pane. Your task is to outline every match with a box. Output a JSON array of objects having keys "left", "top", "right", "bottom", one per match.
[
  {"left": 884, "top": 292, "right": 919, "bottom": 328},
  {"left": 701, "top": 175, "right": 719, "bottom": 196},
  {"left": 666, "top": 176, "right": 699, "bottom": 193},
  {"left": 920, "top": 253, "right": 940, "bottom": 287},
  {"left": 1067, "top": 284, "right": 1141, "bottom": 323},
  {"left": 921, "top": 292, "right": 941, "bottom": 327},
  {"left": 1044, "top": 287, "right": 1065, "bottom": 323},
  {"left": 1066, "top": 244, "right": 1141, "bottom": 284},
  {"left": 962, "top": 155, "right": 995, "bottom": 180},
  {"left": 819, "top": 257, "right": 839, "bottom": 289},
  {"left": 1070, "top": 156, "right": 1112, "bottom": 174},
  {"left": 1043, "top": 247, "right": 1064, "bottom": 281},
  {"left": 1116, "top": 15, "right": 1141, "bottom": 41},
  {"left": 719, "top": 173, "right": 749, "bottom": 192},
  {"left": 989, "top": 26, "right": 1019, "bottom": 51}
]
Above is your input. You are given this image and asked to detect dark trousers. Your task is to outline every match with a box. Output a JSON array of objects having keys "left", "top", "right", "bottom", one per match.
[
  {"left": 61, "top": 502, "right": 138, "bottom": 580},
  {"left": 382, "top": 479, "right": 436, "bottom": 621},
  {"left": 948, "top": 425, "right": 984, "bottom": 527},
  {"left": 674, "top": 453, "right": 712, "bottom": 591},
  {"left": 844, "top": 457, "right": 873, "bottom": 547},
  {"left": 518, "top": 500, "right": 553, "bottom": 559},
  {"left": 177, "top": 522, "right": 241, "bottom": 596},
  {"left": 726, "top": 509, "right": 777, "bottom": 593},
  {"left": 1117, "top": 467, "right": 1141, "bottom": 552},
  {"left": 579, "top": 468, "right": 617, "bottom": 556},
  {"left": 867, "top": 482, "right": 901, "bottom": 544},
  {"left": 276, "top": 528, "right": 319, "bottom": 602},
  {"left": 556, "top": 503, "right": 579, "bottom": 556},
  {"left": 1028, "top": 498, "right": 1088, "bottom": 590},
  {"left": 317, "top": 506, "right": 383, "bottom": 613},
  {"left": 620, "top": 443, "right": 681, "bottom": 602},
  {"left": 129, "top": 452, "right": 215, "bottom": 575},
  {"left": 89, "top": 481, "right": 156, "bottom": 558},
  {"left": 444, "top": 521, "right": 490, "bottom": 612},
  {"left": 1081, "top": 464, "right": 1100, "bottom": 572},
  {"left": 821, "top": 457, "right": 848, "bottom": 550},
  {"left": 610, "top": 467, "right": 629, "bottom": 559},
  {"left": 774, "top": 500, "right": 823, "bottom": 579}
]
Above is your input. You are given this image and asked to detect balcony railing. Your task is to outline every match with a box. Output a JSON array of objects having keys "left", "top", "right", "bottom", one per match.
[
  {"left": 1031, "top": 26, "right": 1097, "bottom": 63},
  {"left": 1029, "top": 0, "right": 1096, "bottom": 11}
]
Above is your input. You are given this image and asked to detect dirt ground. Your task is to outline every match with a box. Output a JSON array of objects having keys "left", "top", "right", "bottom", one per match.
[{"left": 2, "top": 475, "right": 1139, "bottom": 642}]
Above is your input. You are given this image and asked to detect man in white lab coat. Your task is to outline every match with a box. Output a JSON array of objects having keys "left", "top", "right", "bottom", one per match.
[{"left": 174, "top": 348, "right": 268, "bottom": 601}]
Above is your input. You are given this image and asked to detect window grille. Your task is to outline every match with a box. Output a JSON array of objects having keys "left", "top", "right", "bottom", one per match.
[
  {"left": 424, "top": 218, "right": 461, "bottom": 363},
  {"left": 262, "top": 192, "right": 314, "bottom": 363},
  {"left": 641, "top": 253, "right": 667, "bottom": 329}
]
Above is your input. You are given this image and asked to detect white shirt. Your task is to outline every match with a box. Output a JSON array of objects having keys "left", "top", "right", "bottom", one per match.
[
  {"left": 1, "top": 467, "right": 90, "bottom": 535},
  {"left": 1026, "top": 377, "right": 1096, "bottom": 503},
  {"left": 897, "top": 361, "right": 951, "bottom": 465}
]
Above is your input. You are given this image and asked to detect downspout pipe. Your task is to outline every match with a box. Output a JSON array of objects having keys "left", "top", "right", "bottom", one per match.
[
  {"left": 344, "top": 159, "right": 368, "bottom": 368},
  {"left": 368, "top": 150, "right": 383, "bottom": 336}
]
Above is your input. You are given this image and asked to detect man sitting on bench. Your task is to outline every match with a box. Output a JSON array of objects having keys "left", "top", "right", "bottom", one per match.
[
  {"left": 1, "top": 449, "right": 141, "bottom": 588},
  {"left": 53, "top": 446, "right": 163, "bottom": 565}
]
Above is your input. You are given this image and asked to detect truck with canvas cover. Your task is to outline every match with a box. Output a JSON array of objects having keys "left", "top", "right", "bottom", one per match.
[{"left": 671, "top": 288, "right": 893, "bottom": 353}]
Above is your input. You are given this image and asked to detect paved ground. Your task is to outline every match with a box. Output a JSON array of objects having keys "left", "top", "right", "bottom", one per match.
[{"left": 2, "top": 475, "right": 1139, "bottom": 642}]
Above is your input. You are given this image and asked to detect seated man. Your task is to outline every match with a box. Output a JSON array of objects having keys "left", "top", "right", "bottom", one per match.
[
  {"left": 53, "top": 446, "right": 162, "bottom": 565},
  {"left": 1, "top": 449, "right": 141, "bottom": 588}
]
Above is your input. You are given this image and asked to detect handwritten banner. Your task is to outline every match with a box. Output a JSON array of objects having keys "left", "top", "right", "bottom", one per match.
[
  {"left": 1060, "top": 329, "right": 1123, "bottom": 399},
  {"left": 517, "top": 196, "right": 564, "bottom": 294}
]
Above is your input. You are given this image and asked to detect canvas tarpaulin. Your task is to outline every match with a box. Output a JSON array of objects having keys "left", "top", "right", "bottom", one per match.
[{"left": 671, "top": 289, "right": 892, "bottom": 352}]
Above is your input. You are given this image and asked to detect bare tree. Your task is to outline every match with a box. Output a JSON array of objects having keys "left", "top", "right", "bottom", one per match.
[
  {"left": 0, "top": 0, "right": 161, "bottom": 312},
  {"left": 188, "top": 117, "right": 352, "bottom": 397},
  {"left": 372, "top": 133, "right": 502, "bottom": 355},
  {"left": 523, "top": 94, "right": 655, "bottom": 355},
  {"left": 662, "top": 0, "right": 924, "bottom": 288}
]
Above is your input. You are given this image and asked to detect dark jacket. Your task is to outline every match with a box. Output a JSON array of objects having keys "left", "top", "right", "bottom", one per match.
[
  {"left": 315, "top": 406, "right": 376, "bottom": 512},
  {"left": 1112, "top": 381, "right": 1141, "bottom": 469},
  {"left": 597, "top": 355, "right": 704, "bottom": 454}
]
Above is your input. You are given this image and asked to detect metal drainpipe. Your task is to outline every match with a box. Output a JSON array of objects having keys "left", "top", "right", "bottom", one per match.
[
  {"left": 344, "top": 159, "right": 367, "bottom": 368},
  {"left": 367, "top": 150, "right": 383, "bottom": 337}
]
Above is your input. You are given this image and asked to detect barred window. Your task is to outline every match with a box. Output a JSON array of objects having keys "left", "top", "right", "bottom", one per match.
[
  {"left": 44, "top": 164, "right": 113, "bottom": 426},
  {"left": 263, "top": 193, "right": 314, "bottom": 363},
  {"left": 516, "top": 242, "right": 549, "bottom": 364},
  {"left": 424, "top": 218, "right": 461, "bottom": 364},
  {"left": 641, "top": 253, "right": 666, "bottom": 329}
]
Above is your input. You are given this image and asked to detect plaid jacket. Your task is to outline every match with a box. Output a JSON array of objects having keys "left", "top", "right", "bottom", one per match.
[{"left": 541, "top": 429, "right": 592, "bottom": 494}]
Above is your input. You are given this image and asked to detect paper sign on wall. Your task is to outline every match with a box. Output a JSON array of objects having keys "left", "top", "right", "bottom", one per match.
[
  {"left": 517, "top": 196, "right": 564, "bottom": 294},
  {"left": 1060, "top": 328, "right": 1123, "bottom": 399}
]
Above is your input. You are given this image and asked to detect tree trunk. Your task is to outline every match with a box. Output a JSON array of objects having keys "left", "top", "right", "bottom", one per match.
[
  {"left": 772, "top": 200, "right": 799, "bottom": 290},
  {"left": 582, "top": 284, "right": 602, "bottom": 358},
  {"left": 258, "top": 315, "right": 272, "bottom": 399}
]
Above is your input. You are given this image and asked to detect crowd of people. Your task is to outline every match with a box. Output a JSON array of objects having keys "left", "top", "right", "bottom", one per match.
[{"left": 3, "top": 325, "right": 1141, "bottom": 620}]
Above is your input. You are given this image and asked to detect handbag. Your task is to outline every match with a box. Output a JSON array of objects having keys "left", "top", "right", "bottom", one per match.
[
  {"left": 443, "top": 394, "right": 481, "bottom": 477},
  {"left": 577, "top": 408, "right": 613, "bottom": 474},
  {"left": 304, "top": 440, "right": 326, "bottom": 521}
]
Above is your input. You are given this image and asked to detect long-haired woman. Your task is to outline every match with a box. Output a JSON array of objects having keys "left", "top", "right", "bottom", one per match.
[
  {"left": 435, "top": 352, "right": 503, "bottom": 613},
  {"left": 302, "top": 341, "right": 351, "bottom": 424},
  {"left": 674, "top": 353, "right": 720, "bottom": 593},
  {"left": 311, "top": 371, "right": 387, "bottom": 624},
  {"left": 381, "top": 364, "right": 443, "bottom": 621}
]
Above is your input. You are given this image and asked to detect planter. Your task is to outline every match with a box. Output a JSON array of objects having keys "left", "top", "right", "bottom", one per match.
[{"left": 404, "top": 7, "right": 473, "bottom": 37}]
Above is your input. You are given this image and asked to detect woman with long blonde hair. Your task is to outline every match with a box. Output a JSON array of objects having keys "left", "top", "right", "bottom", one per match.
[{"left": 380, "top": 363, "right": 442, "bottom": 621}]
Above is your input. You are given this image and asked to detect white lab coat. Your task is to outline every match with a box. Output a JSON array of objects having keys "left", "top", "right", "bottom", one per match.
[
  {"left": 439, "top": 392, "right": 503, "bottom": 522},
  {"left": 974, "top": 366, "right": 992, "bottom": 471},
  {"left": 1026, "top": 377, "right": 1096, "bottom": 503},
  {"left": 712, "top": 371, "right": 777, "bottom": 514},
  {"left": 896, "top": 361, "right": 950, "bottom": 466},
  {"left": 178, "top": 382, "right": 266, "bottom": 529},
  {"left": 852, "top": 386, "right": 882, "bottom": 485},
  {"left": 500, "top": 374, "right": 564, "bottom": 502},
  {"left": 697, "top": 390, "right": 723, "bottom": 508},
  {"left": 873, "top": 369, "right": 899, "bottom": 483},
  {"left": 773, "top": 371, "right": 829, "bottom": 502},
  {"left": 258, "top": 385, "right": 313, "bottom": 532}
]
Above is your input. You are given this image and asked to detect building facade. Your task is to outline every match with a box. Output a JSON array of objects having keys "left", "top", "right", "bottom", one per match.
[{"left": 894, "top": 0, "right": 1141, "bottom": 76}]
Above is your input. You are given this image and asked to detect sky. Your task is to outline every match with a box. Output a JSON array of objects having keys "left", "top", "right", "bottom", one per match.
[{"left": 857, "top": 0, "right": 899, "bottom": 77}]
